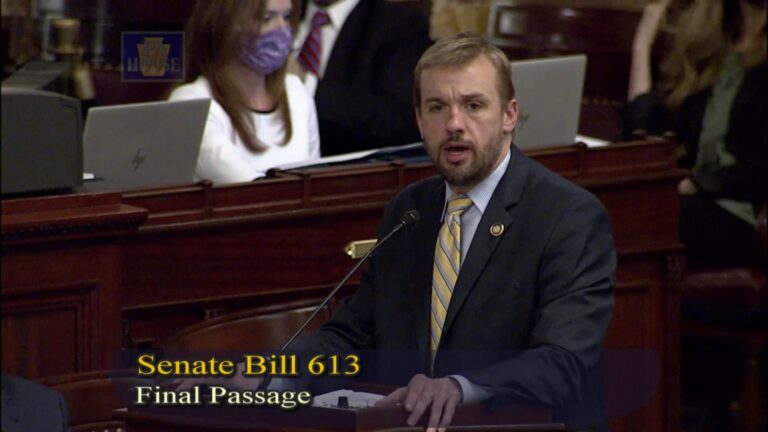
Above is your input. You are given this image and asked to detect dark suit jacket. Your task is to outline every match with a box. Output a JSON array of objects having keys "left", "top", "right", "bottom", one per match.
[
  {"left": 301, "top": 0, "right": 432, "bottom": 156},
  {"left": 295, "top": 146, "right": 616, "bottom": 430},
  {"left": 1, "top": 373, "right": 68, "bottom": 432}
]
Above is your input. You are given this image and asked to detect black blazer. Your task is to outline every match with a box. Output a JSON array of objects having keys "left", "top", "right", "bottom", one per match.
[
  {"left": 302, "top": 0, "right": 432, "bottom": 156},
  {"left": 295, "top": 147, "right": 616, "bottom": 430},
  {"left": 622, "top": 62, "right": 767, "bottom": 202},
  {"left": 1, "top": 373, "right": 68, "bottom": 432}
]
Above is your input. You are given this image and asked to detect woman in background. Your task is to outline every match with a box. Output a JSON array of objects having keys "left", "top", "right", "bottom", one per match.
[
  {"left": 170, "top": 0, "right": 320, "bottom": 184},
  {"left": 625, "top": 0, "right": 766, "bottom": 268}
]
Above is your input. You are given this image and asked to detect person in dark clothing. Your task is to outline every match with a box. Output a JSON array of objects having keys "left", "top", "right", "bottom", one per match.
[
  {"left": 1, "top": 373, "right": 69, "bottom": 432},
  {"left": 624, "top": 0, "right": 767, "bottom": 268},
  {"left": 292, "top": 0, "right": 433, "bottom": 156}
]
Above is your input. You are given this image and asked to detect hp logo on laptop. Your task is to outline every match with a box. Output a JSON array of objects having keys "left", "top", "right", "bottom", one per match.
[{"left": 132, "top": 148, "right": 147, "bottom": 171}]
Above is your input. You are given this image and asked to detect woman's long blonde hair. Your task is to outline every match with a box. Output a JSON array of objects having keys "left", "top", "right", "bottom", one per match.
[
  {"left": 660, "top": 0, "right": 766, "bottom": 110},
  {"left": 180, "top": 0, "right": 293, "bottom": 152}
]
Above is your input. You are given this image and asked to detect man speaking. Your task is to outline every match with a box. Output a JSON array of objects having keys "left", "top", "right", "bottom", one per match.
[{"left": 289, "top": 34, "right": 616, "bottom": 432}]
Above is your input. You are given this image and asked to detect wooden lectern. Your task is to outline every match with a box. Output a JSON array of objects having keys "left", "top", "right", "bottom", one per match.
[{"left": 114, "top": 397, "right": 566, "bottom": 432}]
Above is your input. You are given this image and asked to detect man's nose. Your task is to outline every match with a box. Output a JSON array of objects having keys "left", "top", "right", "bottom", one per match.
[{"left": 446, "top": 107, "right": 465, "bottom": 133}]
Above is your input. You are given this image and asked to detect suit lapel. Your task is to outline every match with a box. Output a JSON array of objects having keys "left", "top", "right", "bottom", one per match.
[{"left": 442, "top": 147, "right": 529, "bottom": 338}]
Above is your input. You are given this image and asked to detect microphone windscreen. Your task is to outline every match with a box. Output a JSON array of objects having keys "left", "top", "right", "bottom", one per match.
[{"left": 401, "top": 210, "right": 420, "bottom": 226}]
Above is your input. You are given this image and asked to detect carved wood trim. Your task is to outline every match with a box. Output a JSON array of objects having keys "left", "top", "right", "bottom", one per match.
[
  {"left": 2, "top": 192, "right": 147, "bottom": 244},
  {"left": 2, "top": 212, "right": 146, "bottom": 242},
  {"left": 116, "top": 140, "right": 681, "bottom": 232}
]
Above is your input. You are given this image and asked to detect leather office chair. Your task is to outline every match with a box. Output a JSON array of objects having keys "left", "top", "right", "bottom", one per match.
[
  {"left": 679, "top": 204, "right": 767, "bottom": 432},
  {"left": 152, "top": 298, "right": 332, "bottom": 351},
  {"left": 40, "top": 369, "right": 141, "bottom": 432}
]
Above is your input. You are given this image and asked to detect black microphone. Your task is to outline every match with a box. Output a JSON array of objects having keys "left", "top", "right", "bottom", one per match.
[{"left": 259, "top": 210, "right": 419, "bottom": 390}]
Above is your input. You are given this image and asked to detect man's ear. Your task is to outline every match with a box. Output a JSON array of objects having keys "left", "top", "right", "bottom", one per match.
[{"left": 503, "top": 99, "right": 518, "bottom": 134}]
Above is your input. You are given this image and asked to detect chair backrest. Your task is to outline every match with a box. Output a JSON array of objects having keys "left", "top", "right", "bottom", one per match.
[
  {"left": 152, "top": 298, "right": 332, "bottom": 351},
  {"left": 487, "top": 0, "right": 648, "bottom": 139},
  {"left": 40, "top": 369, "right": 141, "bottom": 432},
  {"left": 488, "top": 1, "right": 641, "bottom": 101},
  {"left": 488, "top": 1, "right": 640, "bottom": 52}
]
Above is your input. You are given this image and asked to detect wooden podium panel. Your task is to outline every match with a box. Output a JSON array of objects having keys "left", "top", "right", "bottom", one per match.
[
  {"left": 113, "top": 401, "right": 565, "bottom": 432},
  {"left": 1, "top": 193, "right": 147, "bottom": 377},
  {"left": 1, "top": 139, "right": 685, "bottom": 432}
]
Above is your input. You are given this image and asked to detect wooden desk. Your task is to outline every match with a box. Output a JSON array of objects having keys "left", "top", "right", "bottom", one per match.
[{"left": 1, "top": 139, "right": 685, "bottom": 432}]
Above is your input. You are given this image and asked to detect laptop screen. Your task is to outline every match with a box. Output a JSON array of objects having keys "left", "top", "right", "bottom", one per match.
[
  {"left": 83, "top": 98, "right": 210, "bottom": 191},
  {"left": 509, "top": 55, "right": 586, "bottom": 150}
]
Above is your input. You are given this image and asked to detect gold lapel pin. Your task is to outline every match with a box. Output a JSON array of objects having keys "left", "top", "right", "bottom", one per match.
[{"left": 490, "top": 223, "right": 504, "bottom": 237}]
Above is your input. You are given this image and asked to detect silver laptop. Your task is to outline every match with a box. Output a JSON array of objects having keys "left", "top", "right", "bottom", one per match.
[
  {"left": 83, "top": 98, "right": 210, "bottom": 191},
  {"left": 510, "top": 55, "right": 586, "bottom": 150}
]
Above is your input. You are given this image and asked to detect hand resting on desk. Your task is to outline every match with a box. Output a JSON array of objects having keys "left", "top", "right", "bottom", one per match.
[{"left": 375, "top": 374, "right": 462, "bottom": 432}]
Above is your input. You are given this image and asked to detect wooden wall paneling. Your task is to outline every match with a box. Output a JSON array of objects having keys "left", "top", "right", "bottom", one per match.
[
  {"left": 608, "top": 278, "right": 654, "bottom": 349},
  {"left": 663, "top": 253, "right": 684, "bottom": 432},
  {"left": 606, "top": 251, "right": 683, "bottom": 432},
  {"left": 582, "top": 142, "right": 683, "bottom": 432},
  {"left": 2, "top": 281, "right": 95, "bottom": 378},
  {"left": 593, "top": 180, "right": 681, "bottom": 252},
  {"left": 1, "top": 192, "right": 147, "bottom": 379},
  {"left": 120, "top": 203, "right": 386, "bottom": 305},
  {"left": 1, "top": 243, "right": 120, "bottom": 379}
]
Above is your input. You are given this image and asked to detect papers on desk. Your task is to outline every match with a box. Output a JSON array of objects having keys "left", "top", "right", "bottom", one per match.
[
  {"left": 270, "top": 137, "right": 609, "bottom": 174},
  {"left": 311, "top": 389, "right": 385, "bottom": 410},
  {"left": 272, "top": 142, "right": 426, "bottom": 172},
  {"left": 575, "top": 134, "right": 609, "bottom": 148},
  {"left": 275, "top": 149, "right": 378, "bottom": 171}
]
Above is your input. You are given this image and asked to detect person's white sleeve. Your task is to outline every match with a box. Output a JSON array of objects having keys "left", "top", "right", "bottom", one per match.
[
  {"left": 170, "top": 86, "right": 258, "bottom": 184},
  {"left": 449, "top": 374, "right": 493, "bottom": 403},
  {"left": 305, "top": 84, "right": 321, "bottom": 159},
  {"left": 195, "top": 110, "right": 260, "bottom": 184}
]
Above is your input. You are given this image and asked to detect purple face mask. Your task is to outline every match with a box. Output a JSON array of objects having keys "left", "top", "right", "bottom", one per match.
[{"left": 241, "top": 26, "right": 292, "bottom": 75}]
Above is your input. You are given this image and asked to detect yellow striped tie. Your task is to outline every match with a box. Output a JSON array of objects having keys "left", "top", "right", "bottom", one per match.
[{"left": 431, "top": 194, "right": 473, "bottom": 357}]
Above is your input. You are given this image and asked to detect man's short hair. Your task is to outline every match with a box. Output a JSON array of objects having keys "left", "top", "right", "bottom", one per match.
[{"left": 413, "top": 33, "right": 515, "bottom": 111}]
